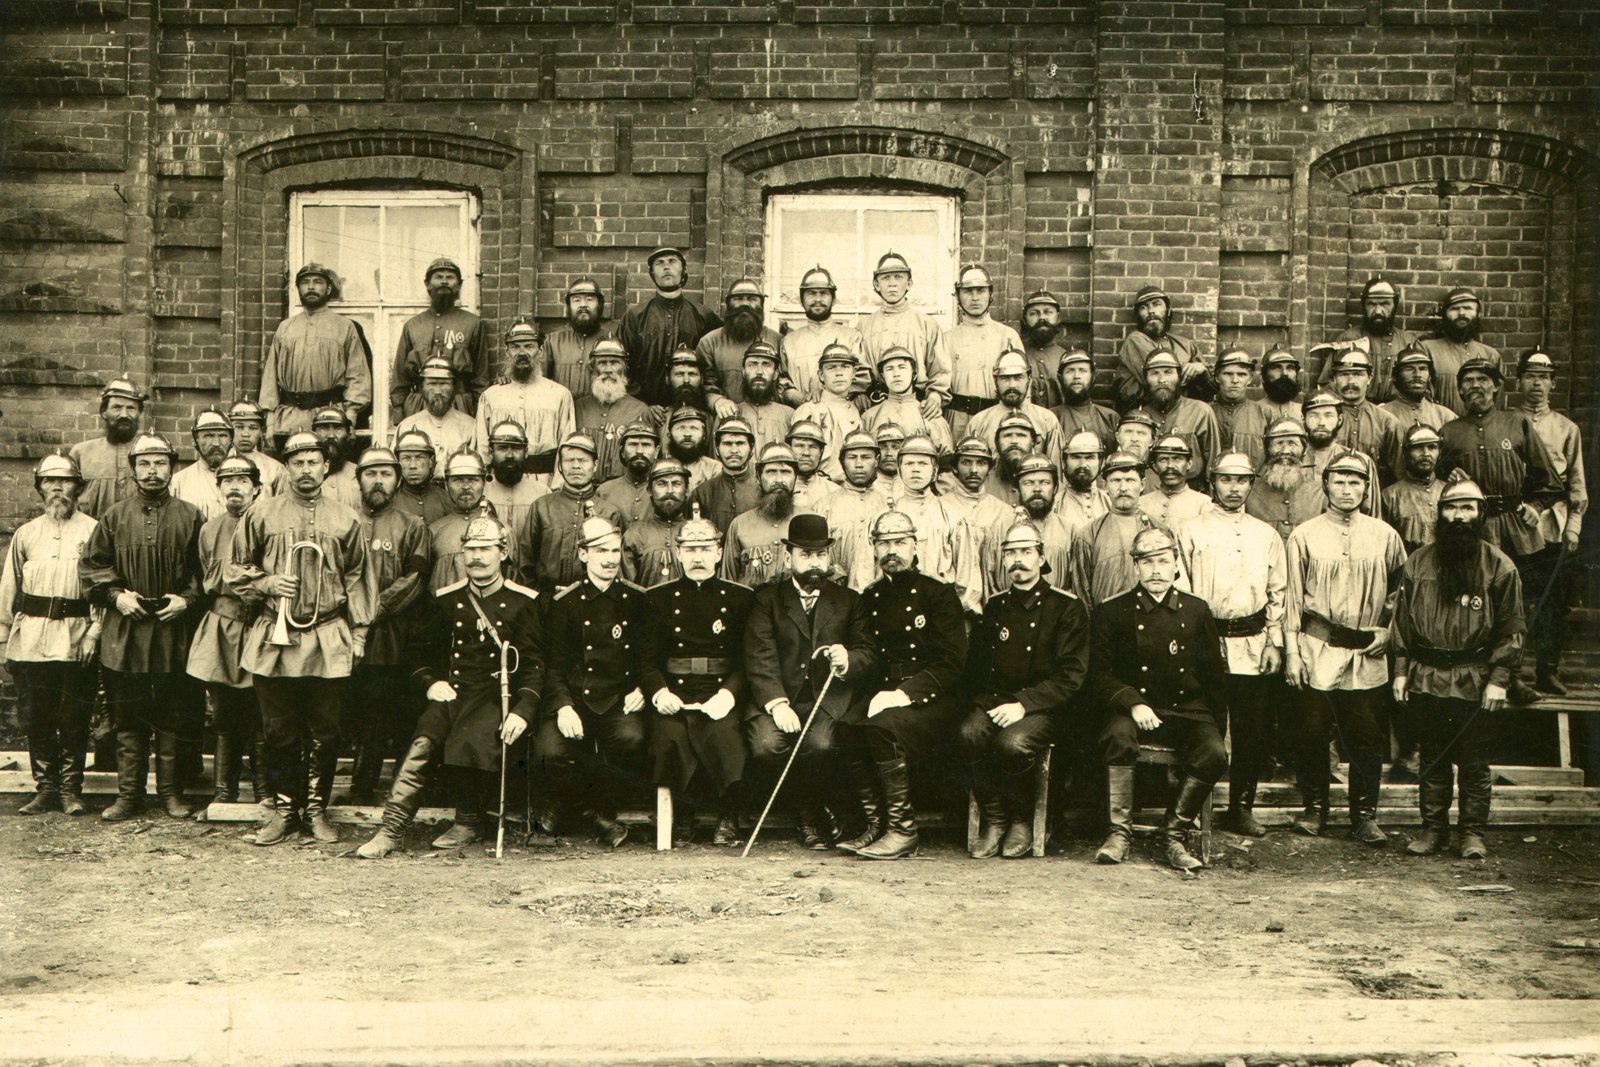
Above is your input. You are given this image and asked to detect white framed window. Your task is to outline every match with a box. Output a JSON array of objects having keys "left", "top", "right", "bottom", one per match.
[
  {"left": 764, "top": 193, "right": 959, "bottom": 333},
  {"left": 289, "top": 189, "right": 480, "bottom": 439}
]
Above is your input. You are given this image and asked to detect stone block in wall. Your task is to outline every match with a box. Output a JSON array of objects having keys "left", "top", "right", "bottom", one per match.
[
  {"left": 1024, "top": 172, "right": 1093, "bottom": 250},
  {"left": 1225, "top": 0, "right": 1363, "bottom": 26},
  {"left": 244, "top": 40, "right": 385, "bottom": 102},
  {"left": 635, "top": 0, "right": 777, "bottom": 23},
  {"left": 1023, "top": 247, "right": 1092, "bottom": 324},
  {"left": 315, "top": 0, "right": 459, "bottom": 24},
  {"left": 1472, "top": 39, "right": 1597, "bottom": 104},
  {"left": 155, "top": 124, "right": 227, "bottom": 179},
  {"left": 705, "top": 40, "right": 859, "bottom": 100},
  {"left": 545, "top": 176, "right": 694, "bottom": 250},
  {"left": 0, "top": 183, "right": 125, "bottom": 244},
  {"left": 1219, "top": 250, "right": 1290, "bottom": 328},
  {"left": 159, "top": 0, "right": 296, "bottom": 25},
  {"left": 158, "top": 33, "right": 232, "bottom": 101},
  {"left": 553, "top": 45, "right": 693, "bottom": 100},
  {"left": 961, "top": 0, "right": 1091, "bottom": 25},
  {"left": 795, "top": 0, "right": 939, "bottom": 23},
  {"left": 0, "top": 109, "right": 129, "bottom": 172},
  {"left": 0, "top": 31, "right": 128, "bottom": 96},
  {"left": 153, "top": 317, "right": 222, "bottom": 391},
  {"left": 874, "top": 39, "right": 1011, "bottom": 100},
  {"left": 0, "top": 250, "right": 124, "bottom": 314},
  {"left": 1224, "top": 42, "right": 1294, "bottom": 101},
  {"left": 9, "top": 0, "right": 129, "bottom": 23},
  {"left": 473, "top": 0, "right": 614, "bottom": 23},
  {"left": 0, "top": 311, "right": 128, "bottom": 388},
  {"left": 1311, "top": 35, "right": 1456, "bottom": 103},
  {"left": 399, "top": 40, "right": 542, "bottom": 101},
  {"left": 1025, "top": 39, "right": 1096, "bottom": 100}
]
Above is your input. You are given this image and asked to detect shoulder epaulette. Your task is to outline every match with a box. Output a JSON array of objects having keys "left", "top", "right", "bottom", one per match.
[
  {"left": 1047, "top": 584, "right": 1076, "bottom": 600},
  {"left": 504, "top": 579, "right": 539, "bottom": 600},
  {"left": 435, "top": 577, "right": 469, "bottom": 597},
  {"left": 617, "top": 578, "right": 645, "bottom": 593},
  {"left": 552, "top": 581, "right": 582, "bottom": 601},
  {"left": 720, "top": 577, "right": 752, "bottom": 591}
]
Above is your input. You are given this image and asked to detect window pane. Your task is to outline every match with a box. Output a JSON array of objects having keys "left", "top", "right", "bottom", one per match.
[
  {"left": 774, "top": 207, "right": 857, "bottom": 309},
  {"left": 863, "top": 208, "right": 947, "bottom": 315},
  {"left": 384, "top": 205, "right": 466, "bottom": 305},
  {"left": 302, "top": 206, "right": 380, "bottom": 303}
]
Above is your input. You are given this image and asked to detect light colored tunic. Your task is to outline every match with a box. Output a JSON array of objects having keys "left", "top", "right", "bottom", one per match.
[
  {"left": 936, "top": 317, "right": 1026, "bottom": 438},
  {"left": 780, "top": 319, "right": 865, "bottom": 403},
  {"left": 474, "top": 377, "right": 576, "bottom": 460},
  {"left": 483, "top": 475, "right": 549, "bottom": 539},
  {"left": 171, "top": 461, "right": 228, "bottom": 523},
  {"left": 1285, "top": 509, "right": 1406, "bottom": 692},
  {"left": 818, "top": 481, "right": 890, "bottom": 592},
  {"left": 1138, "top": 486, "right": 1212, "bottom": 535},
  {"left": 969, "top": 400, "right": 1064, "bottom": 469},
  {"left": 0, "top": 511, "right": 100, "bottom": 662},
  {"left": 186, "top": 511, "right": 256, "bottom": 688},
  {"left": 880, "top": 479, "right": 980, "bottom": 614},
  {"left": 1177, "top": 503, "right": 1286, "bottom": 676},
  {"left": 396, "top": 408, "right": 477, "bottom": 472},
  {"left": 736, "top": 400, "right": 795, "bottom": 456},
  {"left": 864, "top": 394, "right": 953, "bottom": 453},
  {"left": 722, "top": 508, "right": 792, "bottom": 588},
  {"left": 545, "top": 321, "right": 617, "bottom": 399},
  {"left": 944, "top": 482, "right": 1017, "bottom": 606},
  {"left": 697, "top": 325, "right": 783, "bottom": 403},
  {"left": 793, "top": 394, "right": 864, "bottom": 483},
  {"left": 859, "top": 303, "right": 949, "bottom": 403},
  {"left": 68, "top": 436, "right": 134, "bottom": 520},
  {"left": 1054, "top": 485, "right": 1109, "bottom": 535},
  {"left": 260, "top": 308, "right": 371, "bottom": 439},
  {"left": 1069, "top": 510, "right": 1166, "bottom": 609},
  {"left": 1524, "top": 406, "right": 1587, "bottom": 546}
]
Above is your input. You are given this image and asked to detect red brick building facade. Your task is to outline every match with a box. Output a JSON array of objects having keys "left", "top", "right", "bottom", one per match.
[{"left": 2, "top": 0, "right": 1596, "bottom": 536}]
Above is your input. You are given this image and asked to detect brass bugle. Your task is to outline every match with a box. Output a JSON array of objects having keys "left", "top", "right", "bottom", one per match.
[{"left": 267, "top": 539, "right": 328, "bottom": 646}]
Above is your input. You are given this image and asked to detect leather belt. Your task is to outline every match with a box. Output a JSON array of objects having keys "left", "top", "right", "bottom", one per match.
[
  {"left": 1300, "top": 610, "right": 1374, "bottom": 650},
  {"left": 1216, "top": 607, "right": 1268, "bottom": 638},
  {"left": 666, "top": 656, "right": 731, "bottom": 676},
  {"left": 278, "top": 386, "right": 343, "bottom": 410},
  {"left": 882, "top": 662, "right": 925, "bottom": 683},
  {"left": 948, "top": 394, "right": 989, "bottom": 415},
  {"left": 1407, "top": 644, "right": 1489, "bottom": 668},
  {"left": 17, "top": 593, "right": 90, "bottom": 620},
  {"left": 1481, "top": 494, "right": 1519, "bottom": 517}
]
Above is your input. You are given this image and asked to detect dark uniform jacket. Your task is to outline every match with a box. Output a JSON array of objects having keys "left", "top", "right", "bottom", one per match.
[
  {"left": 688, "top": 470, "right": 760, "bottom": 536},
  {"left": 542, "top": 576, "right": 655, "bottom": 718},
  {"left": 359, "top": 503, "right": 431, "bottom": 666},
  {"left": 640, "top": 576, "right": 752, "bottom": 706},
  {"left": 1392, "top": 541, "right": 1525, "bottom": 701},
  {"left": 968, "top": 579, "right": 1089, "bottom": 716},
  {"left": 1091, "top": 585, "right": 1228, "bottom": 724},
  {"left": 1438, "top": 407, "right": 1559, "bottom": 557},
  {"left": 409, "top": 576, "right": 544, "bottom": 770},
  {"left": 860, "top": 570, "right": 967, "bottom": 708},
  {"left": 745, "top": 578, "right": 878, "bottom": 721}
]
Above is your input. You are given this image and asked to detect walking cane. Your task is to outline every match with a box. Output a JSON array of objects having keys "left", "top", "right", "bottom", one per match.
[{"left": 742, "top": 648, "right": 836, "bottom": 858}]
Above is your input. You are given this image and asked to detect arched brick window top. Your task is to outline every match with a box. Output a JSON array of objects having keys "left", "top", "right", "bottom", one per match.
[
  {"left": 1313, "top": 127, "right": 1598, "bottom": 196},
  {"left": 725, "top": 125, "right": 1008, "bottom": 179},
  {"left": 238, "top": 127, "right": 520, "bottom": 175}
]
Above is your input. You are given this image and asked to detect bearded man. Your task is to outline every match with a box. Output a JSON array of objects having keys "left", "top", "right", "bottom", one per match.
[
  {"left": 1316, "top": 278, "right": 1421, "bottom": 403},
  {"left": 736, "top": 342, "right": 794, "bottom": 454},
  {"left": 722, "top": 442, "right": 802, "bottom": 588},
  {"left": 597, "top": 421, "right": 661, "bottom": 526},
  {"left": 778, "top": 265, "right": 865, "bottom": 405},
  {"left": 1419, "top": 287, "right": 1498, "bottom": 415},
  {"left": 260, "top": 264, "right": 370, "bottom": 445},
  {"left": 623, "top": 458, "right": 691, "bottom": 588},
  {"left": 969, "top": 349, "right": 1064, "bottom": 470},
  {"left": 1383, "top": 425, "right": 1445, "bottom": 553},
  {"left": 1055, "top": 430, "right": 1111, "bottom": 534},
  {"left": 482, "top": 419, "right": 549, "bottom": 536},
  {"left": 984, "top": 410, "right": 1041, "bottom": 507},
  {"left": 618, "top": 246, "right": 724, "bottom": 408},
  {"left": 1229, "top": 347, "right": 1303, "bottom": 470},
  {"left": 1112, "top": 285, "right": 1206, "bottom": 411},
  {"left": 574, "top": 338, "right": 652, "bottom": 484},
  {"left": 1018, "top": 290, "right": 1067, "bottom": 409},
  {"left": 1051, "top": 346, "right": 1118, "bottom": 453},
  {"left": 170, "top": 408, "right": 238, "bottom": 522},
  {"left": 664, "top": 405, "right": 723, "bottom": 489},
  {"left": 695, "top": 278, "right": 783, "bottom": 404},
  {"left": 546, "top": 278, "right": 616, "bottom": 399},
  {"left": 1139, "top": 350, "right": 1219, "bottom": 488},
  {"left": 1069, "top": 452, "right": 1168, "bottom": 609},
  {"left": 391, "top": 257, "right": 489, "bottom": 423},
  {"left": 71, "top": 378, "right": 146, "bottom": 519},
  {"left": 312, "top": 405, "right": 364, "bottom": 512},
  {"left": 475, "top": 317, "right": 575, "bottom": 475},
  {"left": 396, "top": 358, "right": 476, "bottom": 472},
  {"left": 1246, "top": 418, "right": 1326, "bottom": 543},
  {"left": 1014, "top": 454, "right": 1073, "bottom": 580}
]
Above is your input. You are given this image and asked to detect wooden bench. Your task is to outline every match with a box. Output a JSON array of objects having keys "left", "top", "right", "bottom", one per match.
[{"left": 965, "top": 745, "right": 1053, "bottom": 859}]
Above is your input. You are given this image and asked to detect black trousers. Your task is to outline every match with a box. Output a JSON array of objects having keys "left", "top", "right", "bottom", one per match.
[
  {"left": 1520, "top": 544, "right": 1574, "bottom": 675},
  {"left": 534, "top": 706, "right": 648, "bottom": 816},
  {"left": 956, "top": 708, "right": 1055, "bottom": 773},
  {"left": 1299, "top": 685, "right": 1387, "bottom": 815},
  {"left": 1226, "top": 673, "right": 1277, "bottom": 791},
  {"left": 1099, "top": 710, "right": 1227, "bottom": 785},
  {"left": 12, "top": 660, "right": 93, "bottom": 795},
  {"left": 254, "top": 675, "right": 345, "bottom": 804},
  {"left": 106, "top": 670, "right": 192, "bottom": 798},
  {"left": 347, "top": 664, "right": 420, "bottom": 796},
  {"left": 1411, "top": 691, "right": 1496, "bottom": 832}
]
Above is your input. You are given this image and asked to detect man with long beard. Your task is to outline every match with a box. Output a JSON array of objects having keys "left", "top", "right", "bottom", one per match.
[
  {"left": 646, "top": 518, "right": 754, "bottom": 847},
  {"left": 81, "top": 433, "right": 204, "bottom": 822},
  {"left": 345, "top": 447, "right": 431, "bottom": 805},
  {"left": 396, "top": 358, "right": 476, "bottom": 473},
  {"left": 228, "top": 400, "right": 286, "bottom": 497},
  {"left": 818, "top": 431, "right": 891, "bottom": 591},
  {"left": 961, "top": 519, "right": 1088, "bottom": 859},
  {"left": 574, "top": 339, "right": 652, "bottom": 484},
  {"left": 695, "top": 278, "right": 783, "bottom": 404},
  {"left": 429, "top": 449, "right": 493, "bottom": 594},
  {"left": 260, "top": 264, "right": 370, "bottom": 447},
  {"left": 984, "top": 411, "right": 1041, "bottom": 507},
  {"left": 623, "top": 458, "right": 691, "bottom": 588},
  {"left": 1515, "top": 348, "right": 1587, "bottom": 696},
  {"left": 1303, "top": 392, "right": 1381, "bottom": 516},
  {"left": 392, "top": 429, "right": 452, "bottom": 526},
  {"left": 723, "top": 442, "right": 802, "bottom": 588},
  {"left": 1013, "top": 454, "right": 1073, "bottom": 580},
  {"left": 885, "top": 434, "right": 980, "bottom": 614},
  {"left": 1318, "top": 277, "right": 1421, "bottom": 403},
  {"left": 1245, "top": 418, "right": 1326, "bottom": 544},
  {"left": 858, "top": 252, "right": 949, "bottom": 420},
  {"left": 1177, "top": 452, "right": 1287, "bottom": 837},
  {"left": 864, "top": 346, "right": 953, "bottom": 453},
  {"left": 547, "top": 278, "right": 616, "bottom": 399},
  {"left": 843, "top": 509, "right": 967, "bottom": 860},
  {"left": 1051, "top": 346, "right": 1118, "bottom": 452},
  {"left": 72, "top": 378, "right": 146, "bottom": 519},
  {"left": 786, "top": 420, "right": 831, "bottom": 511},
  {"left": 597, "top": 421, "right": 660, "bottom": 526},
  {"left": 481, "top": 419, "right": 548, "bottom": 539},
  {"left": 227, "top": 431, "right": 370, "bottom": 844},
  {"left": 944, "top": 436, "right": 1016, "bottom": 604},
  {"left": 1, "top": 455, "right": 101, "bottom": 816},
  {"left": 618, "top": 246, "right": 724, "bottom": 408},
  {"left": 391, "top": 257, "right": 489, "bottom": 423},
  {"left": 938, "top": 265, "right": 1026, "bottom": 441},
  {"left": 1394, "top": 480, "right": 1524, "bottom": 860},
  {"left": 1383, "top": 425, "right": 1444, "bottom": 553},
  {"left": 1326, "top": 350, "right": 1402, "bottom": 486},
  {"left": 518, "top": 431, "right": 627, "bottom": 596},
  {"left": 664, "top": 405, "right": 723, "bottom": 490},
  {"left": 186, "top": 455, "right": 267, "bottom": 814},
  {"left": 1139, "top": 434, "right": 1212, "bottom": 535},
  {"left": 1284, "top": 454, "right": 1407, "bottom": 844},
  {"left": 1112, "top": 285, "right": 1205, "bottom": 412},
  {"left": 690, "top": 416, "right": 761, "bottom": 534},
  {"left": 311, "top": 406, "right": 364, "bottom": 512},
  {"left": 736, "top": 342, "right": 794, "bottom": 454},
  {"left": 1419, "top": 287, "right": 1497, "bottom": 415},
  {"left": 1140, "top": 350, "right": 1219, "bottom": 488},
  {"left": 778, "top": 265, "right": 865, "bottom": 405},
  {"left": 1380, "top": 348, "right": 1454, "bottom": 439},
  {"left": 1068, "top": 452, "right": 1167, "bottom": 609},
  {"left": 1229, "top": 346, "right": 1303, "bottom": 470},
  {"left": 1018, "top": 289, "right": 1067, "bottom": 409},
  {"left": 970, "top": 349, "right": 1064, "bottom": 471},
  {"left": 170, "top": 408, "right": 238, "bottom": 522},
  {"left": 1055, "top": 431, "right": 1111, "bottom": 534},
  {"left": 475, "top": 317, "right": 576, "bottom": 476}
]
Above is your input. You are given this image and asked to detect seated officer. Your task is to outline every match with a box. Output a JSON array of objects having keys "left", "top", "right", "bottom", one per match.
[
  {"left": 356, "top": 515, "right": 542, "bottom": 858},
  {"left": 1091, "top": 527, "right": 1230, "bottom": 871},
  {"left": 536, "top": 517, "right": 653, "bottom": 848},
  {"left": 960, "top": 520, "right": 1089, "bottom": 859},
  {"left": 644, "top": 517, "right": 753, "bottom": 847}
]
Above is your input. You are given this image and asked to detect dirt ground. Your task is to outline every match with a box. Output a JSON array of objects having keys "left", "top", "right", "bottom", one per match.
[{"left": 4, "top": 810, "right": 1599, "bottom": 1013}]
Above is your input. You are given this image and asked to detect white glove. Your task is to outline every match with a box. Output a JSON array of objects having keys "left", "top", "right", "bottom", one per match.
[
  {"left": 987, "top": 701, "right": 1026, "bottom": 728},
  {"left": 622, "top": 687, "right": 644, "bottom": 714},
  {"left": 426, "top": 681, "right": 458, "bottom": 703},
  {"left": 653, "top": 687, "right": 684, "bottom": 714},
  {"left": 867, "top": 689, "right": 911, "bottom": 719},
  {"left": 556, "top": 705, "right": 584, "bottom": 740},
  {"left": 699, "top": 688, "right": 736, "bottom": 721},
  {"left": 1482, "top": 682, "right": 1507, "bottom": 712}
]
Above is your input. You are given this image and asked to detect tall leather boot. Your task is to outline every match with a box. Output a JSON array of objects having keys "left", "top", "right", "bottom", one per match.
[
  {"left": 356, "top": 737, "right": 434, "bottom": 858},
  {"left": 1406, "top": 750, "right": 1453, "bottom": 855},
  {"left": 1292, "top": 745, "right": 1328, "bottom": 836},
  {"left": 1349, "top": 751, "right": 1386, "bottom": 846},
  {"left": 254, "top": 742, "right": 299, "bottom": 845},
  {"left": 968, "top": 761, "right": 1007, "bottom": 859},
  {"left": 857, "top": 757, "right": 917, "bottom": 859},
  {"left": 835, "top": 748, "right": 885, "bottom": 854},
  {"left": 249, "top": 738, "right": 271, "bottom": 805},
  {"left": 60, "top": 742, "right": 87, "bottom": 816},
  {"left": 434, "top": 773, "right": 486, "bottom": 849},
  {"left": 304, "top": 739, "right": 341, "bottom": 843},
  {"left": 100, "top": 729, "right": 148, "bottom": 822},
  {"left": 1094, "top": 765, "right": 1135, "bottom": 864},
  {"left": 155, "top": 727, "right": 193, "bottom": 819},
  {"left": 1535, "top": 649, "right": 1568, "bottom": 695},
  {"left": 1000, "top": 767, "right": 1038, "bottom": 859},
  {"left": 1458, "top": 759, "right": 1492, "bottom": 860},
  {"left": 211, "top": 730, "right": 241, "bottom": 805},
  {"left": 18, "top": 741, "right": 60, "bottom": 815},
  {"left": 1225, "top": 779, "right": 1266, "bottom": 838},
  {"left": 1165, "top": 776, "right": 1212, "bottom": 871}
]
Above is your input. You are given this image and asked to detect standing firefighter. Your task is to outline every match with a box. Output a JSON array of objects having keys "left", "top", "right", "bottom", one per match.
[
  {"left": 260, "top": 263, "right": 370, "bottom": 446},
  {"left": 357, "top": 515, "right": 543, "bottom": 857},
  {"left": 1, "top": 454, "right": 101, "bottom": 815},
  {"left": 391, "top": 256, "right": 489, "bottom": 424},
  {"left": 1393, "top": 480, "right": 1525, "bottom": 861}
]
